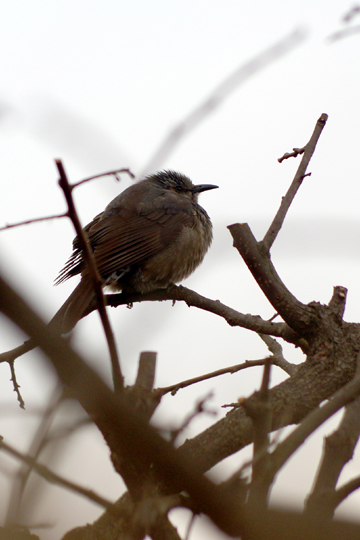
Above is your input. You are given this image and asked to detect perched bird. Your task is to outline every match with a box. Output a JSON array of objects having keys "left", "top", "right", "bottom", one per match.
[{"left": 53, "top": 170, "right": 218, "bottom": 333}]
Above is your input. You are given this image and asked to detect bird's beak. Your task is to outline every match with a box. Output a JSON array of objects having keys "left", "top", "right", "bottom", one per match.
[{"left": 192, "top": 184, "right": 219, "bottom": 194}]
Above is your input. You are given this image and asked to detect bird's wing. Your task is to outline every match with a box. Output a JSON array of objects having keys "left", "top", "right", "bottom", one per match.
[
  {"left": 55, "top": 205, "right": 194, "bottom": 283},
  {"left": 90, "top": 208, "right": 194, "bottom": 278}
]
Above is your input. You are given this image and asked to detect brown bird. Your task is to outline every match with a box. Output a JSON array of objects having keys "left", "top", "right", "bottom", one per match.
[{"left": 53, "top": 170, "right": 218, "bottom": 333}]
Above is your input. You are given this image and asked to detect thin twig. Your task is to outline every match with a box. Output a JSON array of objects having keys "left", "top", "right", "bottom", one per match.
[
  {"left": 328, "top": 26, "right": 360, "bottom": 42},
  {"left": 155, "top": 357, "right": 284, "bottom": 397},
  {"left": 8, "top": 360, "right": 25, "bottom": 409},
  {"left": 334, "top": 475, "right": 360, "bottom": 507},
  {"left": 0, "top": 213, "right": 67, "bottom": 232},
  {"left": 5, "top": 389, "right": 63, "bottom": 525},
  {"left": 169, "top": 392, "right": 216, "bottom": 444},
  {"left": 71, "top": 167, "right": 134, "bottom": 188},
  {"left": 55, "top": 159, "right": 124, "bottom": 393},
  {"left": 0, "top": 438, "right": 114, "bottom": 510},
  {"left": 262, "top": 113, "right": 328, "bottom": 252}
]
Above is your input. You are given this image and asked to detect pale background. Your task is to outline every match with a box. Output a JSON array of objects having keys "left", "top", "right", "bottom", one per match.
[{"left": 1, "top": 1, "right": 360, "bottom": 538}]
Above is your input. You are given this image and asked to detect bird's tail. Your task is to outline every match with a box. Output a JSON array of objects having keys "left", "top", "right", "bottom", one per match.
[{"left": 49, "top": 280, "right": 95, "bottom": 335}]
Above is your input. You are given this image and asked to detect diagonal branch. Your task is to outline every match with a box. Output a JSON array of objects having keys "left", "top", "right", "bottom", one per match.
[
  {"left": 305, "top": 352, "right": 360, "bottom": 519},
  {"left": 0, "top": 213, "right": 68, "bottom": 232},
  {"left": 262, "top": 113, "right": 328, "bottom": 251},
  {"left": 55, "top": 159, "right": 124, "bottom": 393},
  {"left": 0, "top": 438, "right": 114, "bottom": 510},
  {"left": 269, "top": 370, "right": 360, "bottom": 481},
  {"left": 156, "top": 356, "right": 294, "bottom": 398},
  {"left": 228, "top": 223, "right": 316, "bottom": 334}
]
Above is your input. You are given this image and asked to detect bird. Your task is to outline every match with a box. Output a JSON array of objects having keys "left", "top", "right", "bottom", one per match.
[{"left": 52, "top": 170, "right": 218, "bottom": 333}]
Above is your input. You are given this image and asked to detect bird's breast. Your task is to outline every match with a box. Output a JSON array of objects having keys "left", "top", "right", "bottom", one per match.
[{"left": 138, "top": 207, "right": 213, "bottom": 290}]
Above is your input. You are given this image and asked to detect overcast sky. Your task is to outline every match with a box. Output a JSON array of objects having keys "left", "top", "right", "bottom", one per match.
[{"left": 1, "top": 1, "right": 360, "bottom": 538}]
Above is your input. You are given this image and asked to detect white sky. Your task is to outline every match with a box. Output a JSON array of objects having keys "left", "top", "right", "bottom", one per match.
[{"left": 1, "top": 1, "right": 360, "bottom": 538}]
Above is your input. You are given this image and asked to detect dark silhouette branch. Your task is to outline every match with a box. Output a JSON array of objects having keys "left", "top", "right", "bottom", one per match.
[
  {"left": 305, "top": 352, "right": 360, "bottom": 519},
  {"left": 0, "top": 273, "right": 251, "bottom": 537},
  {"left": 228, "top": 222, "right": 316, "bottom": 335},
  {"left": 55, "top": 159, "right": 124, "bottom": 393},
  {"left": 270, "top": 370, "right": 360, "bottom": 481},
  {"left": 0, "top": 438, "right": 114, "bottom": 511}
]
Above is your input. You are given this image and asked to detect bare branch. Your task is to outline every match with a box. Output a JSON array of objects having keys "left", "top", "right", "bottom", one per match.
[
  {"left": 71, "top": 167, "right": 134, "bottom": 188},
  {"left": 6, "top": 389, "right": 63, "bottom": 524},
  {"left": 55, "top": 159, "right": 124, "bottom": 393},
  {"left": 228, "top": 222, "right": 315, "bottom": 335},
  {"left": 246, "top": 358, "right": 272, "bottom": 508},
  {"left": 277, "top": 146, "right": 305, "bottom": 163},
  {"left": 105, "top": 285, "right": 302, "bottom": 345},
  {"left": 263, "top": 113, "right": 328, "bottom": 251},
  {"left": 0, "top": 213, "right": 67, "bottom": 232},
  {"left": 169, "top": 392, "right": 216, "bottom": 444},
  {"left": 259, "top": 334, "right": 297, "bottom": 376},
  {"left": 270, "top": 370, "right": 360, "bottom": 480},
  {"left": 156, "top": 357, "right": 288, "bottom": 397},
  {"left": 0, "top": 272, "right": 250, "bottom": 537},
  {"left": 328, "top": 285, "right": 348, "bottom": 320},
  {"left": 0, "top": 438, "right": 114, "bottom": 510},
  {"left": 8, "top": 360, "right": 25, "bottom": 409},
  {"left": 0, "top": 283, "right": 301, "bottom": 367},
  {"left": 125, "top": 352, "right": 161, "bottom": 422},
  {"left": 328, "top": 25, "right": 360, "bottom": 42},
  {"left": 342, "top": 5, "right": 360, "bottom": 23},
  {"left": 305, "top": 352, "right": 360, "bottom": 519},
  {"left": 2, "top": 273, "right": 360, "bottom": 539},
  {"left": 334, "top": 475, "right": 360, "bottom": 507}
]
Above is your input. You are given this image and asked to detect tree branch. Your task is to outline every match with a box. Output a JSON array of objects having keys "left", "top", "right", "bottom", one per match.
[
  {"left": 228, "top": 222, "right": 316, "bottom": 335},
  {"left": 104, "top": 285, "right": 302, "bottom": 345},
  {"left": 263, "top": 113, "right": 328, "bottom": 251},
  {"left": 55, "top": 159, "right": 124, "bottom": 393},
  {"left": 0, "top": 438, "right": 114, "bottom": 510}
]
